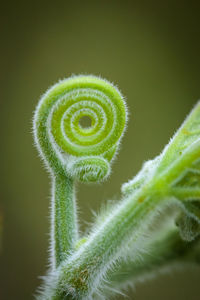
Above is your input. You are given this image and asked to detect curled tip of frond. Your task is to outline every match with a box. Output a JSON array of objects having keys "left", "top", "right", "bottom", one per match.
[
  {"left": 67, "top": 156, "right": 110, "bottom": 182},
  {"left": 34, "top": 75, "right": 127, "bottom": 182}
]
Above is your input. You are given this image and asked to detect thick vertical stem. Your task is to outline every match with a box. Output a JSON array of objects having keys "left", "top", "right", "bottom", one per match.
[{"left": 51, "top": 174, "right": 78, "bottom": 268}]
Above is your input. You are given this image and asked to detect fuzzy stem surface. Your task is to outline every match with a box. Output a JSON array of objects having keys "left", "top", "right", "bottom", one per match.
[
  {"left": 52, "top": 174, "right": 78, "bottom": 268},
  {"left": 46, "top": 185, "right": 165, "bottom": 299}
]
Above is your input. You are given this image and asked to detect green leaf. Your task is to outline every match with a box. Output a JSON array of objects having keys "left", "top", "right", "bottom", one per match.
[{"left": 156, "top": 102, "right": 200, "bottom": 176}]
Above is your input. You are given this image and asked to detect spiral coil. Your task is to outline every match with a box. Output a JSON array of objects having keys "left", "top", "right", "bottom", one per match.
[{"left": 34, "top": 75, "right": 127, "bottom": 182}]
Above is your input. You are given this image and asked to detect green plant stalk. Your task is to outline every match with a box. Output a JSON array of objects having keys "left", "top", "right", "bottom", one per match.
[
  {"left": 44, "top": 184, "right": 167, "bottom": 299},
  {"left": 52, "top": 174, "right": 77, "bottom": 268}
]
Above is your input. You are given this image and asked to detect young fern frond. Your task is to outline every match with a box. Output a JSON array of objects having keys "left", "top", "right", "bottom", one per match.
[
  {"left": 33, "top": 76, "right": 200, "bottom": 299},
  {"left": 34, "top": 75, "right": 127, "bottom": 182},
  {"left": 33, "top": 75, "right": 127, "bottom": 269}
]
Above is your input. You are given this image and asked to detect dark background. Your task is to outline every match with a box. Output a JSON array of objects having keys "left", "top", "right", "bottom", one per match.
[{"left": 1, "top": 1, "right": 200, "bottom": 299}]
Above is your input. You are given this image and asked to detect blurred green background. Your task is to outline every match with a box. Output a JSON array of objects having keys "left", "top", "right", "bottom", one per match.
[{"left": 1, "top": 1, "right": 200, "bottom": 299}]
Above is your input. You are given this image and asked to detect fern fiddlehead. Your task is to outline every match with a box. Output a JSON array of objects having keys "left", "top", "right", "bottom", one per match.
[
  {"left": 34, "top": 76, "right": 200, "bottom": 299},
  {"left": 34, "top": 75, "right": 127, "bottom": 181},
  {"left": 33, "top": 75, "right": 127, "bottom": 268}
]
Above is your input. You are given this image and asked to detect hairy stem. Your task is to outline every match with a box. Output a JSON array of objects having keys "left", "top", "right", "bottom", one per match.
[
  {"left": 45, "top": 185, "right": 166, "bottom": 299},
  {"left": 52, "top": 174, "right": 78, "bottom": 268}
]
